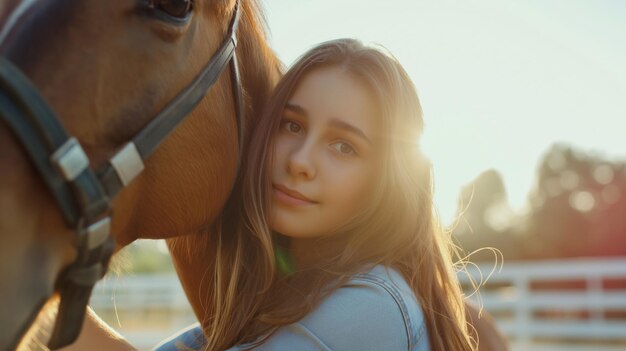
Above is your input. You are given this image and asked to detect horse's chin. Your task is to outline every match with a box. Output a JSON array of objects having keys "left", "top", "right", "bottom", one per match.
[{"left": 15, "top": 297, "right": 59, "bottom": 351}]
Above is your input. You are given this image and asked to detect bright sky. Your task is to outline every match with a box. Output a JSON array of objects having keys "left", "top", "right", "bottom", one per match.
[{"left": 263, "top": 0, "right": 626, "bottom": 225}]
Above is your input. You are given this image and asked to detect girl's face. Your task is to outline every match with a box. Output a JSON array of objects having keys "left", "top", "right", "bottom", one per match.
[{"left": 271, "top": 66, "right": 380, "bottom": 239}]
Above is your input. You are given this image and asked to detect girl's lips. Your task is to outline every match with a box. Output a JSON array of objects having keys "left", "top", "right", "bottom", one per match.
[{"left": 273, "top": 184, "right": 317, "bottom": 206}]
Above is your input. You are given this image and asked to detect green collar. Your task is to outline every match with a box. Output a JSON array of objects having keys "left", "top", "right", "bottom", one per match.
[{"left": 274, "top": 245, "right": 296, "bottom": 275}]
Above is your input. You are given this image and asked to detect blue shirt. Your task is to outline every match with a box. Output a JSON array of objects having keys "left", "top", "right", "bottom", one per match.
[{"left": 153, "top": 265, "right": 430, "bottom": 351}]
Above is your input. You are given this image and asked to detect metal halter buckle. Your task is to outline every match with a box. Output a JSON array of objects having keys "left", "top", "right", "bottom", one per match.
[
  {"left": 110, "top": 142, "right": 144, "bottom": 186},
  {"left": 84, "top": 216, "right": 111, "bottom": 250},
  {"left": 50, "top": 137, "right": 89, "bottom": 181}
]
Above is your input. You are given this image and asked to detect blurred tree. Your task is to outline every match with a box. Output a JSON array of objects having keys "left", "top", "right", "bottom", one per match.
[
  {"left": 452, "top": 144, "right": 626, "bottom": 261},
  {"left": 526, "top": 144, "right": 626, "bottom": 258},
  {"left": 452, "top": 169, "right": 522, "bottom": 261}
]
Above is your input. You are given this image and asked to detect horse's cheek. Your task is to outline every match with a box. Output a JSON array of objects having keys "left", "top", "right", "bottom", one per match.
[{"left": 111, "top": 136, "right": 237, "bottom": 241}]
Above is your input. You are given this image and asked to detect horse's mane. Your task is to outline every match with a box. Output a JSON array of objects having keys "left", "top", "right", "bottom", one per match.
[{"left": 235, "top": 0, "right": 283, "bottom": 137}]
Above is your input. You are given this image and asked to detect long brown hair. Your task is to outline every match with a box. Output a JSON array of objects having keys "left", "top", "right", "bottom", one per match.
[{"left": 203, "top": 38, "right": 475, "bottom": 351}]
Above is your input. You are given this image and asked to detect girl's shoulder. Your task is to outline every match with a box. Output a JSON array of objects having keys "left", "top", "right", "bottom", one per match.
[
  {"left": 153, "top": 265, "right": 430, "bottom": 351},
  {"left": 244, "top": 265, "right": 430, "bottom": 351},
  {"left": 291, "top": 264, "right": 430, "bottom": 351},
  {"left": 350, "top": 265, "right": 430, "bottom": 349}
]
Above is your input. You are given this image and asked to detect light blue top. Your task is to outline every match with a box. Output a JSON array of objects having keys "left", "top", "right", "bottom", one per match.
[{"left": 153, "top": 265, "right": 430, "bottom": 351}]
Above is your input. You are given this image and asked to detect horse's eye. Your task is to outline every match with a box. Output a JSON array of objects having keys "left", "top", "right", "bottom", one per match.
[{"left": 152, "top": 0, "right": 193, "bottom": 19}]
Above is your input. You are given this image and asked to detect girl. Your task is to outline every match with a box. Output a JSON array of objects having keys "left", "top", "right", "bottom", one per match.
[{"left": 156, "top": 38, "right": 475, "bottom": 350}]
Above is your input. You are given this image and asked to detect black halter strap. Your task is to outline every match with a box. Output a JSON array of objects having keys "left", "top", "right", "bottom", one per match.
[
  {"left": 99, "top": 1, "right": 243, "bottom": 198},
  {"left": 0, "top": 55, "right": 116, "bottom": 351},
  {"left": 0, "top": 0, "right": 243, "bottom": 349}
]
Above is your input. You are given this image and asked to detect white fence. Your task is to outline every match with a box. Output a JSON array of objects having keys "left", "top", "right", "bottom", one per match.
[
  {"left": 92, "top": 258, "right": 626, "bottom": 350},
  {"left": 459, "top": 258, "right": 626, "bottom": 350},
  {"left": 91, "top": 274, "right": 196, "bottom": 350}
]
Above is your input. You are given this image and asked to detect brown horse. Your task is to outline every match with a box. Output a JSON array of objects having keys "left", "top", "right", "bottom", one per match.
[{"left": 0, "top": 0, "right": 280, "bottom": 349}]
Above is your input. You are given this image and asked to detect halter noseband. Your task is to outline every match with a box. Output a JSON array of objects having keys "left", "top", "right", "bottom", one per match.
[{"left": 0, "top": 0, "right": 243, "bottom": 348}]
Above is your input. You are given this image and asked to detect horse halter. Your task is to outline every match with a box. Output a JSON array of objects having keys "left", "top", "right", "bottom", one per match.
[{"left": 0, "top": 1, "right": 244, "bottom": 349}]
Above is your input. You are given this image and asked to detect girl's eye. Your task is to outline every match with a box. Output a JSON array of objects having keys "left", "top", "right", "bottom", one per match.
[
  {"left": 149, "top": 0, "right": 193, "bottom": 18},
  {"left": 332, "top": 142, "right": 356, "bottom": 156},
  {"left": 287, "top": 122, "right": 301, "bottom": 134},
  {"left": 281, "top": 120, "right": 303, "bottom": 135}
]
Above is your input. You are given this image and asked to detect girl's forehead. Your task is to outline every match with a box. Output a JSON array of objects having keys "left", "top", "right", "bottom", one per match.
[
  {"left": 287, "top": 67, "right": 380, "bottom": 133},
  {"left": 290, "top": 67, "right": 372, "bottom": 109}
]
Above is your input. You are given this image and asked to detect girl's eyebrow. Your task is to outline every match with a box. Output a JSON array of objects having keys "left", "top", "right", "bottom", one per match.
[
  {"left": 328, "top": 118, "right": 372, "bottom": 145},
  {"left": 284, "top": 103, "right": 372, "bottom": 145},
  {"left": 284, "top": 103, "right": 307, "bottom": 117}
]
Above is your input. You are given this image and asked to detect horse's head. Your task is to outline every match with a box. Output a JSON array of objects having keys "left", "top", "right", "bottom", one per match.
[{"left": 0, "top": 0, "right": 280, "bottom": 349}]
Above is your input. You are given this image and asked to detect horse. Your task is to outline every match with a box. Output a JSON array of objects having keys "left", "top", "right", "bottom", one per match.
[
  {"left": 0, "top": 0, "right": 280, "bottom": 349},
  {"left": 0, "top": 0, "right": 507, "bottom": 349}
]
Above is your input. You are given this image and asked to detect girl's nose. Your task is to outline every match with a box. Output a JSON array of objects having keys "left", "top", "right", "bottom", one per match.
[{"left": 287, "top": 139, "right": 316, "bottom": 179}]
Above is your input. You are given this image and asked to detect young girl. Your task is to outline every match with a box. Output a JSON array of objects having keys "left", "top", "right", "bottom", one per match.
[{"left": 155, "top": 38, "right": 475, "bottom": 351}]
